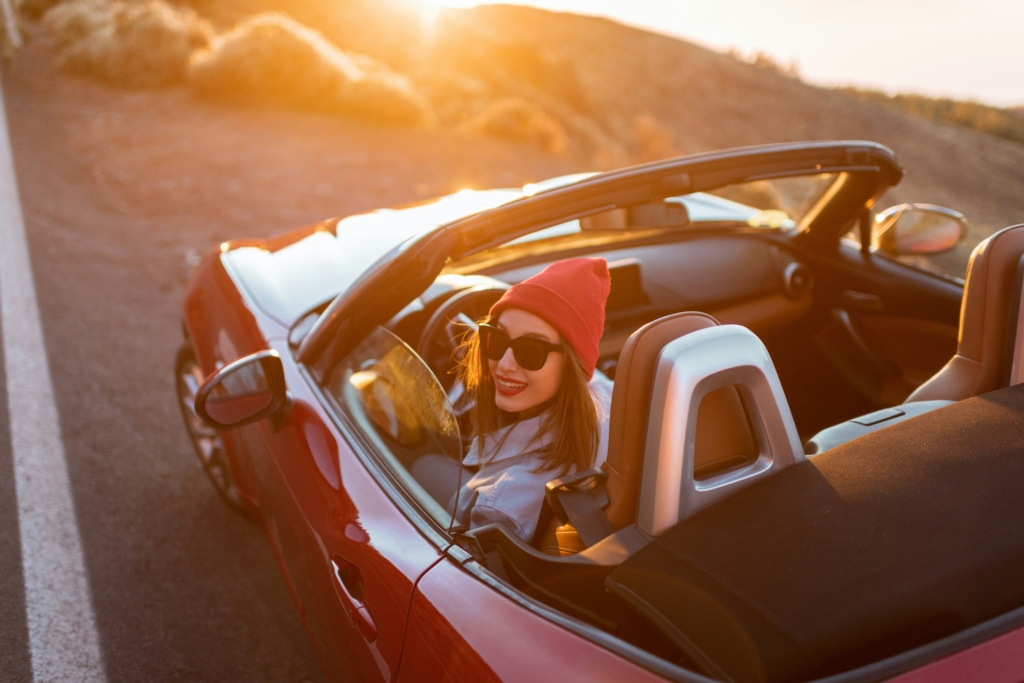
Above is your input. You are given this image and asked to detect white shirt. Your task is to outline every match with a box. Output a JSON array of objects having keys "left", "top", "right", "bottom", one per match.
[{"left": 453, "top": 374, "right": 613, "bottom": 542}]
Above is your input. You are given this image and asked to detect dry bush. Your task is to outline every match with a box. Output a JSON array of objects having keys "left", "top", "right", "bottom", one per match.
[
  {"left": 543, "top": 100, "right": 625, "bottom": 168},
  {"left": 631, "top": 115, "right": 679, "bottom": 163},
  {"left": 42, "top": 0, "right": 111, "bottom": 49},
  {"left": 842, "top": 88, "right": 1024, "bottom": 147},
  {"left": 463, "top": 97, "right": 567, "bottom": 155},
  {"left": 422, "top": 72, "right": 620, "bottom": 163},
  {"left": 413, "top": 70, "right": 492, "bottom": 126},
  {"left": 44, "top": 0, "right": 213, "bottom": 88},
  {"left": 18, "top": 0, "right": 64, "bottom": 19},
  {"left": 451, "top": 40, "right": 588, "bottom": 112},
  {"left": 188, "top": 13, "right": 433, "bottom": 126}
]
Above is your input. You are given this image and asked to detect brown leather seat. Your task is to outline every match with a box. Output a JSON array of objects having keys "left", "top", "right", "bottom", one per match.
[
  {"left": 907, "top": 225, "right": 1024, "bottom": 403},
  {"left": 604, "top": 312, "right": 756, "bottom": 531},
  {"left": 539, "top": 312, "right": 757, "bottom": 554}
]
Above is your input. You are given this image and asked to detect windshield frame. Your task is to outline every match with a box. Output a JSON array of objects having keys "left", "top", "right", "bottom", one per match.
[{"left": 444, "top": 171, "right": 843, "bottom": 274}]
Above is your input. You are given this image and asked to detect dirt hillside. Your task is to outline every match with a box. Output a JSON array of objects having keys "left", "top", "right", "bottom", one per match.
[
  {"left": 17, "top": 0, "right": 1024, "bottom": 248},
  {"left": 175, "top": 1, "right": 1024, "bottom": 239},
  {"left": 4, "top": 26, "right": 580, "bottom": 281},
  {"left": 465, "top": 7, "right": 1024, "bottom": 230}
]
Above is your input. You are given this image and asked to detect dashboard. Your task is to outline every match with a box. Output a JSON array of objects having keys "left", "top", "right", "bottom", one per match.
[{"left": 389, "top": 233, "right": 814, "bottom": 377}]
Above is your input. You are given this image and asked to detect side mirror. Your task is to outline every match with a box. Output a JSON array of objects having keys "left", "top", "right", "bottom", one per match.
[
  {"left": 195, "top": 350, "right": 291, "bottom": 429},
  {"left": 873, "top": 203, "right": 966, "bottom": 256}
]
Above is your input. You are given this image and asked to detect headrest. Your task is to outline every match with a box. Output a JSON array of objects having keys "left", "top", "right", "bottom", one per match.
[
  {"left": 604, "top": 313, "right": 779, "bottom": 532},
  {"left": 636, "top": 325, "right": 803, "bottom": 535},
  {"left": 1008, "top": 253, "right": 1024, "bottom": 385},
  {"left": 605, "top": 313, "right": 719, "bottom": 530}
]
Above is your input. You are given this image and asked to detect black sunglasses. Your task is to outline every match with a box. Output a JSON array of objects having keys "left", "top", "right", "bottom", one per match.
[{"left": 478, "top": 324, "right": 564, "bottom": 371}]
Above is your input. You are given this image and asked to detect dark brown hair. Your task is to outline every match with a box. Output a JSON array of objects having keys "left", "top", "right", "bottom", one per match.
[{"left": 456, "top": 315, "right": 600, "bottom": 475}]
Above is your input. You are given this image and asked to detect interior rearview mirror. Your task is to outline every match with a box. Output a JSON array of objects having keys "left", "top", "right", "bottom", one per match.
[
  {"left": 873, "top": 203, "right": 966, "bottom": 256},
  {"left": 195, "top": 350, "right": 291, "bottom": 429}
]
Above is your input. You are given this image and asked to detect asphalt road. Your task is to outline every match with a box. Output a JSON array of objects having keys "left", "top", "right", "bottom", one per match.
[
  {"left": 0, "top": 83, "right": 327, "bottom": 683},
  {"left": 0, "top": 315, "right": 32, "bottom": 683},
  {"left": 0, "top": 34, "right": 577, "bottom": 683}
]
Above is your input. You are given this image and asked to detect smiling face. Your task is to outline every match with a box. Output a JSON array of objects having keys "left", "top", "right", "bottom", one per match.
[{"left": 488, "top": 308, "right": 566, "bottom": 415}]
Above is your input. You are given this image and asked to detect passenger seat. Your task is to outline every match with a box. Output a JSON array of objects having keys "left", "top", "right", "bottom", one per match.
[
  {"left": 909, "top": 224, "right": 1024, "bottom": 401},
  {"left": 806, "top": 223, "right": 1024, "bottom": 454}
]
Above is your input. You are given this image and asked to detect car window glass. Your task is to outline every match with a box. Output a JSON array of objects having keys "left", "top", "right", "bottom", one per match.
[
  {"left": 502, "top": 219, "right": 582, "bottom": 246},
  {"left": 691, "top": 173, "right": 837, "bottom": 227},
  {"left": 477, "top": 172, "right": 839, "bottom": 264},
  {"left": 324, "top": 326, "right": 467, "bottom": 530}
]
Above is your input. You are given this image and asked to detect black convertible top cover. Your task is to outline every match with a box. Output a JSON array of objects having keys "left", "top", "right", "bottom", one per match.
[{"left": 607, "top": 384, "right": 1024, "bottom": 683}]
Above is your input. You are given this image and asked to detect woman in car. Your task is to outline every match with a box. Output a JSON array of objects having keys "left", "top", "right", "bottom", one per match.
[{"left": 453, "top": 257, "right": 614, "bottom": 543}]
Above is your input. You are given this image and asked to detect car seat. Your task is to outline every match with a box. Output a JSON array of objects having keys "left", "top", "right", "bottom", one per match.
[
  {"left": 806, "top": 224, "right": 1024, "bottom": 455},
  {"left": 909, "top": 224, "right": 1024, "bottom": 402},
  {"left": 539, "top": 312, "right": 803, "bottom": 553}
]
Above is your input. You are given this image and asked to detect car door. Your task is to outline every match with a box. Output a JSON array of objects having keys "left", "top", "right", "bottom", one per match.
[
  {"left": 398, "top": 553, "right": 672, "bottom": 683},
  {"left": 248, "top": 336, "right": 448, "bottom": 682},
  {"left": 811, "top": 234, "right": 964, "bottom": 408}
]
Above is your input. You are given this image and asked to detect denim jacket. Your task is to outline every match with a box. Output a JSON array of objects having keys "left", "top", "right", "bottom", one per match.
[{"left": 453, "top": 375, "right": 613, "bottom": 542}]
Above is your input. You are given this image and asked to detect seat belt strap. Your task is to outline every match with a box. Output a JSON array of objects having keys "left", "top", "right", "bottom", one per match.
[{"left": 545, "top": 468, "right": 613, "bottom": 547}]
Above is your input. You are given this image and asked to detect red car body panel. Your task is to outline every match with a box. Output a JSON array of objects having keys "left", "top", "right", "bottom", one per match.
[
  {"left": 182, "top": 245, "right": 440, "bottom": 681},
  {"left": 887, "top": 624, "right": 1024, "bottom": 683},
  {"left": 399, "top": 558, "right": 665, "bottom": 682},
  {"left": 255, "top": 338, "right": 445, "bottom": 681}
]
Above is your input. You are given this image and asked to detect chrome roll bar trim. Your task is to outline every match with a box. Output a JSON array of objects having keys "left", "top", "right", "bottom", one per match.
[{"left": 637, "top": 325, "right": 803, "bottom": 536}]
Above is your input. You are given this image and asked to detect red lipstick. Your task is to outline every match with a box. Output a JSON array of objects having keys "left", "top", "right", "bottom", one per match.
[{"left": 494, "top": 374, "right": 528, "bottom": 397}]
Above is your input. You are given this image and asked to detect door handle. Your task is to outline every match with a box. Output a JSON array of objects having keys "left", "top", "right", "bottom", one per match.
[
  {"left": 840, "top": 289, "right": 883, "bottom": 310},
  {"left": 832, "top": 308, "right": 899, "bottom": 376},
  {"left": 330, "top": 558, "right": 378, "bottom": 641}
]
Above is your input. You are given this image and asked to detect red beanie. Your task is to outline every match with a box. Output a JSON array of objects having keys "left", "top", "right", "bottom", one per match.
[{"left": 489, "top": 257, "right": 611, "bottom": 379}]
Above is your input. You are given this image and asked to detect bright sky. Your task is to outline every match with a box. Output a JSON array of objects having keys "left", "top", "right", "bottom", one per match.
[{"left": 427, "top": 0, "right": 1024, "bottom": 107}]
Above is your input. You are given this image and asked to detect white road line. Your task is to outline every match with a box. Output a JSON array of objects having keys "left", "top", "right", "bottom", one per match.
[{"left": 0, "top": 84, "right": 106, "bottom": 681}]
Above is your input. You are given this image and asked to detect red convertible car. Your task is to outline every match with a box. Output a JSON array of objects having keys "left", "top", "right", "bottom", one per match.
[{"left": 175, "top": 141, "right": 1024, "bottom": 682}]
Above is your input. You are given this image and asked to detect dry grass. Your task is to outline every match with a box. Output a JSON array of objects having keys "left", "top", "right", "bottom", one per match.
[
  {"left": 631, "top": 115, "right": 679, "bottom": 163},
  {"left": 462, "top": 97, "right": 567, "bottom": 155},
  {"left": 841, "top": 88, "right": 1024, "bottom": 147},
  {"left": 43, "top": 0, "right": 213, "bottom": 88},
  {"left": 188, "top": 13, "right": 433, "bottom": 126},
  {"left": 18, "top": 0, "right": 64, "bottom": 19},
  {"left": 42, "top": 0, "right": 112, "bottom": 49}
]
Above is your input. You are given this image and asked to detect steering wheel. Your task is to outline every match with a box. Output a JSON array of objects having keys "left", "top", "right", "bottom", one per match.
[{"left": 416, "top": 283, "right": 509, "bottom": 391}]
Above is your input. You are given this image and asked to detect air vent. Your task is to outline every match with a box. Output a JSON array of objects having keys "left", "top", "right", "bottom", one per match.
[{"left": 783, "top": 262, "right": 814, "bottom": 299}]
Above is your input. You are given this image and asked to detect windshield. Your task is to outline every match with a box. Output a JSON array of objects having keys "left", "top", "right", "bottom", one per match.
[
  {"left": 451, "top": 172, "right": 840, "bottom": 271},
  {"left": 695, "top": 173, "right": 837, "bottom": 228},
  {"left": 325, "top": 327, "right": 466, "bottom": 528},
  {"left": 509, "top": 173, "right": 837, "bottom": 241}
]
